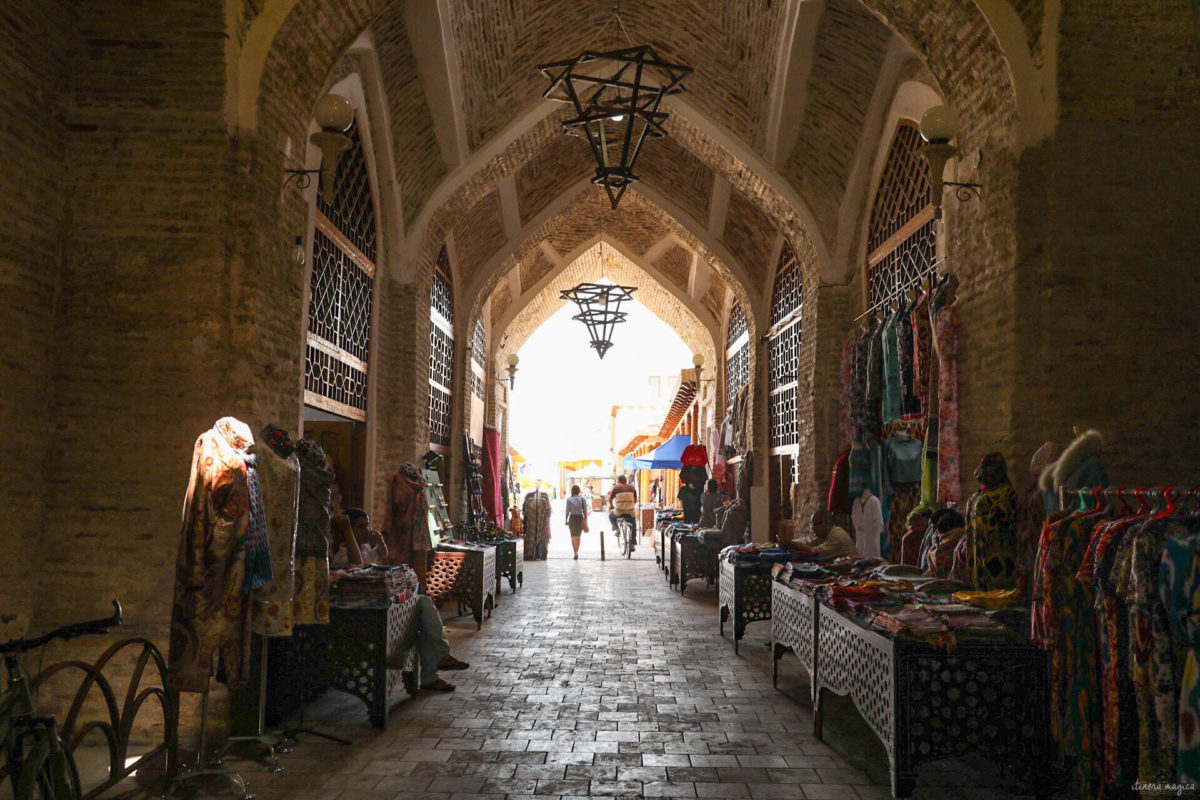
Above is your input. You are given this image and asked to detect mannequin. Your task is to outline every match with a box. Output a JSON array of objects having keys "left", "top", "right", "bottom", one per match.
[
  {"left": 168, "top": 417, "right": 256, "bottom": 692},
  {"left": 851, "top": 488, "right": 884, "bottom": 559},
  {"left": 950, "top": 452, "right": 1019, "bottom": 589},
  {"left": 522, "top": 484, "right": 551, "bottom": 560},
  {"left": 292, "top": 438, "right": 334, "bottom": 625},
  {"left": 249, "top": 425, "right": 301, "bottom": 637}
]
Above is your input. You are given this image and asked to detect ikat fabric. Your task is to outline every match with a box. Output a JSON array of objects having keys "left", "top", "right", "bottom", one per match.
[{"left": 249, "top": 439, "right": 301, "bottom": 637}]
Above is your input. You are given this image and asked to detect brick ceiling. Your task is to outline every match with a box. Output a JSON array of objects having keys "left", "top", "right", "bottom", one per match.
[{"left": 363, "top": 0, "right": 922, "bottom": 310}]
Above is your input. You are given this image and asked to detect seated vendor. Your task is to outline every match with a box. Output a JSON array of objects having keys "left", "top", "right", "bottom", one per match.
[
  {"left": 798, "top": 510, "right": 857, "bottom": 561},
  {"left": 330, "top": 508, "right": 388, "bottom": 567}
]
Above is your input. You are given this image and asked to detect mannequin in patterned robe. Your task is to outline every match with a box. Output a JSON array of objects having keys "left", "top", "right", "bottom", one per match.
[
  {"left": 292, "top": 439, "right": 334, "bottom": 624},
  {"left": 250, "top": 425, "right": 301, "bottom": 636},
  {"left": 168, "top": 417, "right": 255, "bottom": 693}
]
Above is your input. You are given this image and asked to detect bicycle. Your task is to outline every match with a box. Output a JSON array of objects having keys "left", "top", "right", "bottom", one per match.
[
  {"left": 1, "top": 601, "right": 122, "bottom": 800},
  {"left": 615, "top": 515, "right": 636, "bottom": 559}
]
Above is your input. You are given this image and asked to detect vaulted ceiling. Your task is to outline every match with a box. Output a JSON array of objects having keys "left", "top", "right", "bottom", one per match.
[{"left": 351, "top": 0, "right": 942, "bottom": 336}]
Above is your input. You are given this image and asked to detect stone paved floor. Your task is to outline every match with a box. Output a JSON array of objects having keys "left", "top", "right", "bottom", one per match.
[{"left": 148, "top": 509, "right": 1038, "bottom": 800}]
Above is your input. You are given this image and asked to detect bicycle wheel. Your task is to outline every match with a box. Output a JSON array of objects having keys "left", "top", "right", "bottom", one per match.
[
  {"left": 622, "top": 524, "right": 633, "bottom": 559},
  {"left": 18, "top": 743, "right": 81, "bottom": 800}
]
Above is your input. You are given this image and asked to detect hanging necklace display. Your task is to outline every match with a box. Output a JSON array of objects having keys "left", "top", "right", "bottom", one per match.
[{"left": 537, "top": 1, "right": 692, "bottom": 209}]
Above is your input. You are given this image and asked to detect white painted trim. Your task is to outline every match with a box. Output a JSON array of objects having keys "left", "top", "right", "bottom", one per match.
[
  {"left": 539, "top": 240, "right": 563, "bottom": 267},
  {"left": 765, "top": 0, "right": 826, "bottom": 167},
  {"left": 404, "top": 0, "right": 469, "bottom": 165},
  {"left": 665, "top": 95, "right": 833, "bottom": 277},
  {"left": 850, "top": 80, "right": 944, "bottom": 280},
  {"left": 643, "top": 235, "right": 678, "bottom": 265},
  {"left": 498, "top": 174, "right": 523, "bottom": 240},
  {"left": 507, "top": 266, "right": 522, "bottom": 301},
  {"left": 833, "top": 40, "right": 922, "bottom": 281},
  {"left": 707, "top": 174, "right": 732, "bottom": 237}
]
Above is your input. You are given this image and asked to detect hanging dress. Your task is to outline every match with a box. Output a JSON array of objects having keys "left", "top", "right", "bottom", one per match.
[
  {"left": 293, "top": 439, "right": 334, "bottom": 625},
  {"left": 932, "top": 304, "right": 961, "bottom": 503}
]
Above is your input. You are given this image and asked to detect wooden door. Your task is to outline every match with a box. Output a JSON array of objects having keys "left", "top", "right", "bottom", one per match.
[{"left": 304, "top": 420, "right": 367, "bottom": 509}]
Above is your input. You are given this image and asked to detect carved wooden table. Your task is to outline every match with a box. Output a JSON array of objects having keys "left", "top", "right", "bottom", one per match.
[
  {"left": 494, "top": 537, "right": 523, "bottom": 594},
  {"left": 432, "top": 542, "right": 495, "bottom": 629},
  {"left": 718, "top": 558, "right": 773, "bottom": 653},
  {"left": 771, "top": 582, "right": 1052, "bottom": 799},
  {"left": 267, "top": 592, "right": 420, "bottom": 730},
  {"left": 673, "top": 536, "right": 721, "bottom": 593},
  {"left": 771, "top": 579, "right": 818, "bottom": 687}
]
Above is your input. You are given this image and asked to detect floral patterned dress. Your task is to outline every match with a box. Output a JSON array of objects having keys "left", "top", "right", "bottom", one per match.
[
  {"left": 249, "top": 436, "right": 300, "bottom": 637},
  {"left": 168, "top": 418, "right": 255, "bottom": 693},
  {"left": 1161, "top": 531, "right": 1200, "bottom": 784},
  {"left": 932, "top": 305, "right": 960, "bottom": 503}
]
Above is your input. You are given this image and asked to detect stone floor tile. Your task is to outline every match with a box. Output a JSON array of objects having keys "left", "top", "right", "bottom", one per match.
[
  {"left": 249, "top": 537, "right": 1052, "bottom": 800},
  {"left": 694, "top": 782, "right": 751, "bottom": 798},
  {"left": 642, "top": 781, "right": 698, "bottom": 797},
  {"left": 797, "top": 785, "right": 859, "bottom": 799}
]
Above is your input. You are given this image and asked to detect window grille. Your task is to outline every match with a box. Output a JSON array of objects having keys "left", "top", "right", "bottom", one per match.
[
  {"left": 316, "top": 123, "right": 377, "bottom": 262},
  {"left": 867, "top": 122, "right": 936, "bottom": 307},
  {"left": 471, "top": 318, "right": 486, "bottom": 368},
  {"left": 725, "top": 300, "right": 749, "bottom": 414},
  {"left": 768, "top": 241, "right": 802, "bottom": 454},
  {"left": 305, "top": 117, "right": 375, "bottom": 421},
  {"left": 726, "top": 302, "right": 747, "bottom": 348},
  {"left": 428, "top": 385, "right": 452, "bottom": 448},
  {"left": 471, "top": 372, "right": 485, "bottom": 400},
  {"left": 428, "top": 247, "right": 454, "bottom": 448}
]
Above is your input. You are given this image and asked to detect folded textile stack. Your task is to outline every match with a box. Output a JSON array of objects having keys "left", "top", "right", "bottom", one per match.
[
  {"left": 333, "top": 564, "right": 417, "bottom": 605},
  {"left": 723, "top": 543, "right": 792, "bottom": 563}
]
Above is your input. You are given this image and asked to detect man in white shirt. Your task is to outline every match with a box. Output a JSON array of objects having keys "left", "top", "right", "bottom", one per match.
[{"left": 800, "top": 510, "right": 857, "bottom": 561}]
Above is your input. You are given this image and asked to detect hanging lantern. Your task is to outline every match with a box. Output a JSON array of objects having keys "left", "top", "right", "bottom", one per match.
[
  {"left": 560, "top": 281, "right": 638, "bottom": 359},
  {"left": 539, "top": 42, "right": 691, "bottom": 209}
]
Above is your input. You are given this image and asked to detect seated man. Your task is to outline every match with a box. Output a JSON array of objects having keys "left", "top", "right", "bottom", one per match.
[
  {"left": 333, "top": 508, "right": 469, "bottom": 691},
  {"left": 607, "top": 475, "right": 638, "bottom": 550},
  {"left": 797, "top": 510, "right": 857, "bottom": 561},
  {"left": 330, "top": 507, "right": 388, "bottom": 567}
]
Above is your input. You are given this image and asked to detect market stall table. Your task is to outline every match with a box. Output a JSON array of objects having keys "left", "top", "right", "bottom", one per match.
[
  {"left": 266, "top": 591, "right": 420, "bottom": 730},
  {"left": 673, "top": 534, "right": 721, "bottom": 593},
  {"left": 771, "top": 576, "right": 1051, "bottom": 799},
  {"left": 494, "top": 537, "right": 524, "bottom": 594},
  {"left": 718, "top": 557, "right": 773, "bottom": 653},
  {"left": 431, "top": 541, "right": 496, "bottom": 629}
]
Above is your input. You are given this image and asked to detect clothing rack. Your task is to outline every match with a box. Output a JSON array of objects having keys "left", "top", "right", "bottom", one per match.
[
  {"left": 1057, "top": 484, "right": 1199, "bottom": 513},
  {"left": 852, "top": 257, "right": 948, "bottom": 324}
]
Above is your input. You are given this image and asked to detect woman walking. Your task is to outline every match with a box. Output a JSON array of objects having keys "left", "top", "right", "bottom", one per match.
[{"left": 565, "top": 484, "right": 589, "bottom": 559}]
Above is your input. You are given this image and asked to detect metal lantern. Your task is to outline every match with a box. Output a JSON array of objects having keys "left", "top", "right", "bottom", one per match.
[
  {"left": 559, "top": 281, "right": 638, "bottom": 359},
  {"left": 539, "top": 45, "right": 691, "bottom": 209}
]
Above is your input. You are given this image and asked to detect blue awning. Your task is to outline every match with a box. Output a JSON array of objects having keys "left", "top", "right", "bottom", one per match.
[{"left": 626, "top": 434, "right": 691, "bottom": 470}]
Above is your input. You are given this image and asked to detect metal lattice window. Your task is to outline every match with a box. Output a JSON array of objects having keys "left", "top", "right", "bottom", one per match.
[
  {"left": 725, "top": 300, "right": 749, "bottom": 414},
  {"left": 316, "top": 123, "right": 377, "bottom": 262},
  {"left": 727, "top": 302, "right": 747, "bottom": 348},
  {"left": 768, "top": 242, "right": 802, "bottom": 453},
  {"left": 868, "top": 219, "right": 939, "bottom": 308},
  {"left": 428, "top": 247, "right": 454, "bottom": 447},
  {"left": 768, "top": 322, "right": 801, "bottom": 393},
  {"left": 429, "top": 325, "right": 453, "bottom": 391},
  {"left": 305, "top": 115, "right": 375, "bottom": 421},
  {"left": 770, "top": 244, "right": 802, "bottom": 327},
  {"left": 866, "top": 121, "right": 937, "bottom": 307},
  {"left": 431, "top": 251, "right": 454, "bottom": 326},
  {"left": 769, "top": 385, "right": 797, "bottom": 450},
  {"left": 305, "top": 344, "right": 368, "bottom": 414},
  {"left": 868, "top": 123, "right": 931, "bottom": 255},
  {"left": 471, "top": 372, "right": 485, "bottom": 400},
  {"left": 427, "top": 385, "right": 452, "bottom": 447},
  {"left": 725, "top": 344, "right": 748, "bottom": 414},
  {"left": 471, "top": 318, "right": 486, "bottom": 368}
]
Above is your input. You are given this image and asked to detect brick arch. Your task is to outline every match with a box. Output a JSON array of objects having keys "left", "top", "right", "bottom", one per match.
[
  {"left": 463, "top": 184, "right": 761, "bottom": 349},
  {"left": 492, "top": 242, "right": 719, "bottom": 381}
]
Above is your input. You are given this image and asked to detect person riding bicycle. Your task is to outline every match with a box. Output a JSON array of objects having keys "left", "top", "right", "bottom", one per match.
[{"left": 608, "top": 475, "right": 638, "bottom": 551}]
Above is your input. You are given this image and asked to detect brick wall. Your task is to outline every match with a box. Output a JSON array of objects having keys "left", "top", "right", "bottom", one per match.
[{"left": 0, "top": 0, "right": 73, "bottom": 637}]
